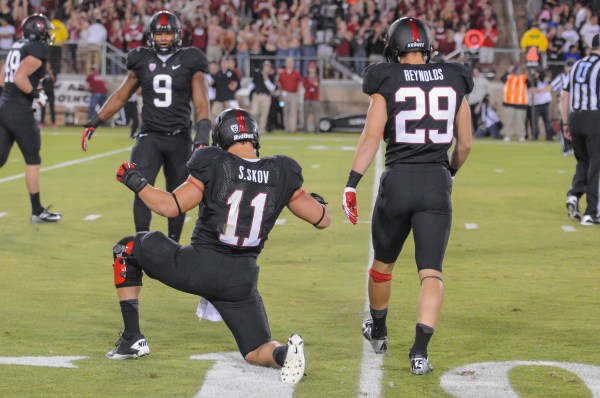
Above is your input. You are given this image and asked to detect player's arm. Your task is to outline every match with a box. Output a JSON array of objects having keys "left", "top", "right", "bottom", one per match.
[
  {"left": 116, "top": 162, "right": 204, "bottom": 217},
  {"left": 191, "top": 71, "right": 212, "bottom": 148},
  {"left": 81, "top": 71, "right": 140, "bottom": 151},
  {"left": 96, "top": 71, "right": 140, "bottom": 122},
  {"left": 560, "top": 90, "right": 571, "bottom": 140},
  {"left": 14, "top": 55, "right": 42, "bottom": 95},
  {"left": 449, "top": 97, "right": 472, "bottom": 174},
  {"left": 287, "top": 189, "right": 330, "bottom": 229},
  {"left": 342, "top": 93, "right": 386, "bottom": 224}
]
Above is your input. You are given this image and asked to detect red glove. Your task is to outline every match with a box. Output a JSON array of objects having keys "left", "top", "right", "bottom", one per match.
[
  {"left": 342, "top": 187, "right": 358, "bottom": 225},
  {"left": 81, "top": 127, "right": 95, "bottom": 152},
  {"left": 116, "top": 162, "right": 148, "bottom": 193}
]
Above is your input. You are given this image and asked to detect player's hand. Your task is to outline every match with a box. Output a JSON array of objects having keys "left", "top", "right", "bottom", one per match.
[
  {"left": 35, "top": 92, "right": 48, "bottom": 108},
  {"left": 116, "top": 162, "right": 148, "bottom": 193},
  {"left": 81, "top": 127, "right": 95, "bottom": 152},
  {"left": 193, "top": 143, "right": 207, "bottom": 152},
  {"left": 342, "top": 187, "right": 358, "bottom": 225},
  {"left": 562, "top": 125, "right": 572, "bottom": 141}
]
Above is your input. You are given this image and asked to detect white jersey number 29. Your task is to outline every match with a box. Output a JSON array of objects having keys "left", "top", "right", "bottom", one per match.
[{"left": 394, "top": 86, "right": 456, "bottom": 144}]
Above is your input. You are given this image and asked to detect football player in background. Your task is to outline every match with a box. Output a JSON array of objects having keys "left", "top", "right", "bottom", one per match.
[
  {"left": 0, "top": 14, "right": 62, "bottom": 223},
  {"left": 108, "top": 108, "right": 330, "bottom": 384},
  {"left": 80, "top": 11, "right": 211, "bottom": 243},
  {"left": 342, "top": 17, "right": 473, "bottom": 374}
]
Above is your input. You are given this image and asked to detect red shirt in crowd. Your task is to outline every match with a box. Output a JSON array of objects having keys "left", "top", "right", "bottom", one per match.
[
  {"left": 123, "top": 22, "right": 144, "bottom": 50},
  {"left": 278, "top": 69, "right": 302, "bottom": 93},
  {"left": 86, "top": 72, "right": 108, "bottom": 94},
  {"left": 303, "top": 74, "right": 320, "bottom": 101}
]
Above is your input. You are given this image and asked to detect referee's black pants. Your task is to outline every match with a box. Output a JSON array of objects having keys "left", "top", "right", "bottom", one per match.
[{"left": 569, "top": 111, "right": 600, "bottom": 217}]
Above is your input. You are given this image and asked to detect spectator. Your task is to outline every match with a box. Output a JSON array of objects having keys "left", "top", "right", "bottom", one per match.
[
  {"left": 249, "top": 60, "right": 276, "bottom": 133},
  {"left": 501, "top": 64, "right": 531, "bottom": 142},
  {"left": 40, "top": 63, "right": 56, "bottom": 129},
  {"left": 302, "top": 62, "right": 320, "bottom": 133},
  {"left": 236, "top": 22, "right": 251, "bottom": 77},
  {"left": 108, "top": 18, "right": 124, "bottom": 75},
  {"left": 367, "top": 22, "right": 385, "bottom": 63},
  {"left": 66, "top": 10, "right": 84, "bottom": 73},
  {"left": 579, "top": 14, "right": 600, "bottom": 48},
  {"left": 564, "top": 44, "right": 581, "bottom": 63},
  {"left": 467, "top": 66, "right": 492, "bottom": 133},
  {"left": 300, "top": 15, "right": 317, "bottom": 75},
  {"left": 85, "top": 66, "right": 108, "bottom": 119},
  {"left": 190, "top": 15, "right": 208, "bottom": 52},
  {"left": 547, "top": 25, "right": 566, "bottom": 68},
  {"left": 206, "top": 15, "right": 223, "bottom": 63},
  {"left": 474, "top": 94, "right": 503, "bottom": 139},
  {"left": 80, "top": 8, "right": 107, "bottom": 73},
  {"left": 278, "top": 56, "right": 302, "bottom": 133},
  {"left": 528, "top": 69, "right": 554, "bottom": 141},
  {"left": 0, "top": 16, "right": 15, "bottom": 50},
  {"left": 479, "top": 20, "right": 498, "bottom": 72},
  {"left": 561, "top": 21, "right": 580, "bottom": 53},
  {"left": 550, "top": 60, "right": 574, "bottom": 155},
  {"left": 275, "top": 24, "right": 290, "bottom": 70},
  {"left": 210, "top": 56, "right": 240, "bottom": 120},
  {"left": 123, "top": 13, "right": 144, "bottom": 51}
]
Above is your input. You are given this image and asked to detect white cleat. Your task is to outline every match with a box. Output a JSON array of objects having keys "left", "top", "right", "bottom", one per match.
[
  {"left": 410, "top": 354, "right": 433, "bottom": 375},
  {"left": 281, "top": 334, "right": 305, "bottom": 384}
]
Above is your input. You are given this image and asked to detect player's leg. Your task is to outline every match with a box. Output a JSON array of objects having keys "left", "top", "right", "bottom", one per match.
[
  {"left": 130, "top": 135, "right": 162, "bottom": 232},
  {"left": 582, "top": 118, "right": 600, "bottom": 223},
  {"left": 12, "top": 108, "right": 61, "bottom": 223},
  {"left": 408, "top": 164, "right": 452, "bottom": 374},
  {"left": 107, "top": 234, "right": 149, "bottom": 360},
  {"left": 0, "top": 122, "right": 15, "bottom": 168},
  {"left": 366, "top": 169, "right": 413, "bottom": 353},
  {"left": 162, "top": 133, "right": 191, "bottom": 242}
]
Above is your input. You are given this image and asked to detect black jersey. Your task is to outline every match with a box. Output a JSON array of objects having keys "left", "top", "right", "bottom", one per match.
[
  {"left": 363, "top": 61, "right": 473, "bottom": 166},
  {"left": 127, "top": 46, "right": 208, "bottom": 134},
  {"left": 1, "top": 39, "right": 48, "bottom": 105},
  {"left": 187, "top": 146, "right": 303, "bottom": 257}
]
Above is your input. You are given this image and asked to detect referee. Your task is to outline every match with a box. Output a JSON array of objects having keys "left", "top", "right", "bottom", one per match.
[{"left": 561, "top": 34, "right": 600, "bottom": 225}]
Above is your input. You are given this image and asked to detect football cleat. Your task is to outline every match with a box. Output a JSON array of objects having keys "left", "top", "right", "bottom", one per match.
[
  {"left": 566, "top": 195, "right": 581, "bottom": 221},
  {"left": 106, "top": 332, "right": 150, "bottom": 360},
  {"left": 580, "top": 215, "right": 600, "bottom": 226},
  {"left": 410, "top": 354, "right": 433, "bottom": 375},
  {"left": 281, "top": 334, "right": 305, "bottom": 384},
  {"left": 30, "top": 207, "right": 62, "bottom": 224},
  {"left": 362, "top": 319, "right": 387, "bottom": 354}
]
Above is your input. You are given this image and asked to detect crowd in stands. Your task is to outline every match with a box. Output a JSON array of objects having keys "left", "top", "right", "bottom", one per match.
[
  {"left": 0, "top": 0, "right": 498, "bottom": 78},
  {"left": 528, "top": 0, "right": 600, "bottom": 76}
]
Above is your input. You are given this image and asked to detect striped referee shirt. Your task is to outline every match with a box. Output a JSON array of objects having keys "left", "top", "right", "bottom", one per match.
[{"left": 565, "top": 54, "right": 600, "bottom": 111}]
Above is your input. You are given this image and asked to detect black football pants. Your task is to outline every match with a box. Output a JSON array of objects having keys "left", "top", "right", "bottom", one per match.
[{"left": 569, "top": 111, "right": 600, "bottom": 217}]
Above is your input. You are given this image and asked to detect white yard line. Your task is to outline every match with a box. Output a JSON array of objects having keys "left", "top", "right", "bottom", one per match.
[
  {"left": 0, "top": 147, "right": 132, "bottom": 184},
  {"left": 358, "top": 146, "right": 384, "bottom": 398}
]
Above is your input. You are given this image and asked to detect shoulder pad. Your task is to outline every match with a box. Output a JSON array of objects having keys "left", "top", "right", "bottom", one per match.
[
  {"left": 127, "top": 47, "right": 152, "bottom": 70},
  {"left": 180, "top": 47, "right": 208, "bottom": 74},
  {"left": 363, "top": 62, "right": 392, "bottom": 95}
]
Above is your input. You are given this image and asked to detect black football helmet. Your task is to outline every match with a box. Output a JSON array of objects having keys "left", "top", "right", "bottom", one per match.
[
  {"left": 383, "top": 17, "right": 433, "bottom": 63},
  {"left": 22, "top": 14, "right": 54, "bottom": 44},
  {"left": 147, "top": 11, "right": 182, "bottom": 54},
  {"left": 212, "top": 108, "right": 261, "bottom": 154}
]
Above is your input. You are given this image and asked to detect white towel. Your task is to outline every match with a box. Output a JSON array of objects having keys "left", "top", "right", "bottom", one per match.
[{"left": 196, "top": 297, "right": 223, "bottom": 322}]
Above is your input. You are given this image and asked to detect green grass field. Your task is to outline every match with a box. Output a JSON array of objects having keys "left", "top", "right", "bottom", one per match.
[{"left": 1, "top": 127, "right": 599, "bottom": 398}]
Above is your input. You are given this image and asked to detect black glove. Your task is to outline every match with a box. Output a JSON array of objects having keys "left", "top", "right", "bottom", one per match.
[
  {"left": 310, "top": 192, "right": 328, "bottom": 205},
  {"left": 193, "top": 118, "right": 212, "bottom": 150},
  {"left": 116, "top": 162, "right": 148, "bottom": 193}
]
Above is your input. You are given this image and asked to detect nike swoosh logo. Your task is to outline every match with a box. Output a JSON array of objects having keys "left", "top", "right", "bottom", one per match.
[{"left": 172, "top": 65, "right": 181, "bottom": 70}]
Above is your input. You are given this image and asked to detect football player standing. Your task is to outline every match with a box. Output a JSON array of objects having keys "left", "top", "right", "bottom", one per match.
[
  {"left": 342, "top": 17, "right": 473, "bottom": 374},
  {"left": 0, "top": 14, "right": 62, "bottom": 223},
  {"left": 80, "top": 11, "right": 211, "bottom": 243},
  {"left": 108, "top": 108, "right": 330, "bottom": 384}
]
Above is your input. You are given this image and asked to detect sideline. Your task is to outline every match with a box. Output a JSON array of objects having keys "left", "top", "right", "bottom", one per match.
[
  {"left": 0, "top": 147, "right": 132, "bottom": 184},
  {"left": 357, "top": 145, "right": 384, "bottom": 397}
]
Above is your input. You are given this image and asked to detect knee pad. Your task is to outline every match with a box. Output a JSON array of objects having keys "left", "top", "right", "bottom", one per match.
[
  {"left": 368, "top": 268, "right": 392, "bottom": 283},
  {"left": 113, "top": 236, "right": 135, "bottom": 260},
  {"left": 112, "top": 236, "right": 143, "bottom": 288}
]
